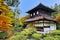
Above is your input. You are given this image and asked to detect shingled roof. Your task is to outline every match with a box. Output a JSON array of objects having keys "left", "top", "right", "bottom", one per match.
[
  {"left": 25, "top": 16, "right": 56, "bottom": 22},
  {"left": 25, "top": 3, "right": 57, "bottom": 22},
  {"left": 26, "top": 3, "right": 56, "bottom": 13}
]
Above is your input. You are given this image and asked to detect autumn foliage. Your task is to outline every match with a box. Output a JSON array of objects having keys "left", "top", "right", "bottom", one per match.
[
  {"left": 0, "top": 15, "right": 11, "bottom": 31},
  {"left": 0, "top": 0, "right": 14, "bottom": 32},
  {"left": 56, "top": 12, "right": 60, "bottom": 22},
  {"left": 0, "top": 0, "right": 3, "bottom": 2},
  {"left": 19, "top": 17, "right": 27, "bottom": 22},
  {"left": 0, "top": 0, "right": 19, "bottom": 38}
]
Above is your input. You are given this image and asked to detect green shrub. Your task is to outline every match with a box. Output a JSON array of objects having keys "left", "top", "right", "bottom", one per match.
[
  {"left": 32, "top": 33, "right": 42, "bottom": 40},
  {"left": 44, "top": 35, "right": 60, "bottom": 40},
  {"left": 54, "top": 35, "right": 60, "bottom": 40},
  {"left": 50, "top": 30, "right": 60, "bottom": 35},
  {"left": 44, "top": 36, "right": 54, "bottom": 40},
  {"left": 0, "top": 32, "right": 8, "bottom": 39},
  {"left": 7, "top": 27, "right": 36, "bottom": 40}
]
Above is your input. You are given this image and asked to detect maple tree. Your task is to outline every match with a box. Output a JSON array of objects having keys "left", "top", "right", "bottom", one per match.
[
  {"left": 0, "top": 0, "right": 13, "bottom": 32},
  {"left": 0, "top": 0, "right": 20, "bottom": 39},
  {"left": 0, "top": 15, "right": 11, "bottom": 31}
]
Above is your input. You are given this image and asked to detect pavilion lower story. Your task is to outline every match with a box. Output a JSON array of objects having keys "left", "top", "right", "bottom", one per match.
[
  {"left": 26, "top": 20, "right": 56, "bottom": 34},
  {"left": 34, "top": 21, "right": 56, "bottom": 33}
]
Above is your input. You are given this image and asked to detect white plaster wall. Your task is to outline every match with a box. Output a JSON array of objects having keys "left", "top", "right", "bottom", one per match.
[
  {"left": 44, "top": 23, "right": 56, "bottom": 33},
  {"left": 34, "top": 23, "right": 56, "bottom": 33},
  {"left": 34, "top": 23, "right": 56, "bottom": 30},
  {"left": 44, "top": 28, "right": 50, "bottom": 33},
  {"left": 34, "top": 23, "right": 50, "bottom": 27},
  {"left": 50, "top": 23, "right": 56, "bottom": 30}
]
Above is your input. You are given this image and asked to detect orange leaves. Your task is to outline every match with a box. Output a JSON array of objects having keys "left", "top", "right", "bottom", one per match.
[
  {"left": 0, "top": 15, "right": 11, "bottom": 31},
  {"left": 56, "top": 12, "right": 60, "bottom": 22},
  {"left": 0, "top": 0, "right": 13, "bottom": 32},
  {"left": 56, "top": 16, "right": 60, "bottom": 22}
]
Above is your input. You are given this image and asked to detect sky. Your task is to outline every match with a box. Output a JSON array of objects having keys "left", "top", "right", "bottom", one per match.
[{"left": 20, "top": 0, "right": 60, "bottom": 17}]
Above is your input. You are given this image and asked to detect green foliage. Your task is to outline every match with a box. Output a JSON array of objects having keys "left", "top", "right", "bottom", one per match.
[
  {"left": 4, "top": 0, "right": 20, "bottom": 7},
  {"left": 51, "top": 3, "right": 60, "bottom": 29},
  {"left": 51, "top": 3, "right": 60, "bottom": 18},
  {"left": 51, "top": 12, "right": 57, "bottom": 18},
  {"left": 7, "top": 27, "right": 36, "bottom": 40},
  {"left": 50, "top": 30, "right": 60, "bottom": 35},
  {"left": 0, "top": 32, "right": 8, "bottom": 39},
  {"left": 44, "top": 35, "right": 60, "bottom": 40},
  {"left": 14, "top": 18, "right": 20, "bottom": 28},
  {"left": 20, "top": 21, "right": 25, "bottom": 27},
  {"left": 32, "top": 33, "right": 42, "bottom": 40},
  {"left": 44, "top": 34, "right": 60, "bottom": 40},
  {"left": 56, "top": 22, "right": 60, "bottom": 29},
  {"left": 44, "top": 30, "right": 60, "bottom": 40},
  {"left": 44, "top": 36, "right": 54, "bottom": 40},
  {"left": 54, "top": 3, "right": 60, "bottom": 12},
  {"left": 14, "top": 8, "right": 20, "bottom": 18}
]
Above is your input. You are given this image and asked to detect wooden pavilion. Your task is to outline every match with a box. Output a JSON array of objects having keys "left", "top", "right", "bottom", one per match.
[{"left": 25, "top": 3, "right": 57, "bottom": 33}]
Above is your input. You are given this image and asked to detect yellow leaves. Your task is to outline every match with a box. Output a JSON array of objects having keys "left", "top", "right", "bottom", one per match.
[
  {"left": 0, "top": 15, "right": 12, "bottom": 31},
  {"left": 0, "top": 2, "right": 14, "bottom": 17},
  {"left": 5, "top": 11, "right": 14, "bottom": 17},
  {"left": 0, "top": 4, "right": 10, "bottom": 12},
  {"left": 0, "top": 0, "right": 3, "bottom": 3},
  {"left": 0, "top": 0, "right": 14, "bottom": 17},
  {"left": 0, "top": 0, "right": 10, "bottom": 14},
  {"left": 19, "top": 17, "right": 27, "bottom": 22}
]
